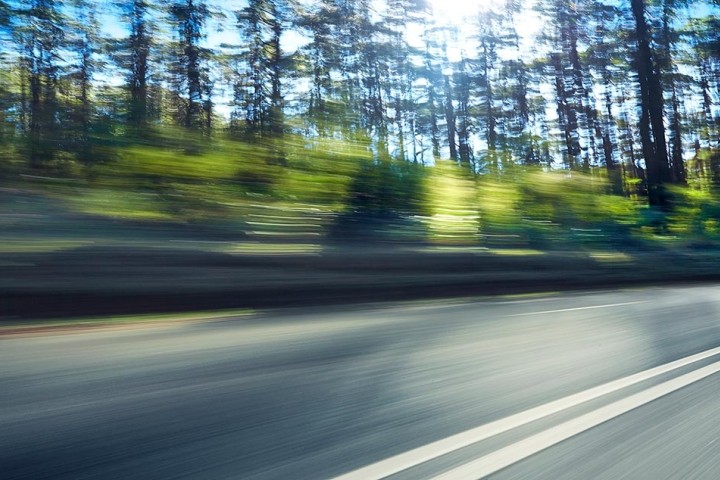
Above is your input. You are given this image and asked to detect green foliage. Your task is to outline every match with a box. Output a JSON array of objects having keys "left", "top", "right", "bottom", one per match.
[
  {"left": 345, "top": 160, "right": 427, "bottom": 217},
  {"left": 479, "top": 169, "right": 641, "bottom": 248},
  {"left": 4, "top": 0, "right": 720, "bottom": 251},
  {"left": 666, "top": 185, "right": 720, "bottom": 239},
  {"left": 424, "top": 161, "right": 480, "bottom": 242},
  {"left": 5, "top": 118, "right": 720, "bottom": 251}
]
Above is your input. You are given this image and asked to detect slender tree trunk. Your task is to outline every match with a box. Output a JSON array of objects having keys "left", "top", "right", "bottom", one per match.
[
  {"left": 482, "top": 42, "right": 497, "bottom": 157},
  {"left": 568, "top": 15, "right": 591, "bottom": 171},
  {"left": 269, "top": 15, "right": 283, "bottom": 135},
  {"left": 443, "top": 74, "right": 457, "bottom": 161},
  {"left": 600, "top": 83, "right": 622, "bottom": 194},
  {"left": 699, "top": 63, "right": 715, "bottom": 147},
  {"left": 79, "top": 38, "right": 92, "bottom": 164},
  {"left": 29, "top": 41, "right": 43, "bottom": 168},
  {"left": 669, "top": 84, "right": 685, "bottom": 184},
  {"left": 456, "top": 60, "right": 471, "bottom": 167},
  {"left": 660, "top": 1, "right": 685, "bottom": 185},
  {"left": 428, "top": 79, "right": 440, "bottom": 160},
  {"left": 396, "top": 96, "right": 405, "bottom": 160}
]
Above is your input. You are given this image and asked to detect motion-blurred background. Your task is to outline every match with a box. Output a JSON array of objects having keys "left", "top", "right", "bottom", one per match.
[{"left": 2, "top": 0, "right": 720, "bottom": 318}]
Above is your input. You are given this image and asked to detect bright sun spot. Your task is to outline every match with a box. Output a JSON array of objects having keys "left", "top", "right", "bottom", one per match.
[
  {"left": 423, "top": 0, "right": 542, "bottom": 57},
  {"left": 428, "top": 0, "right": 501, "bottom": 24}
]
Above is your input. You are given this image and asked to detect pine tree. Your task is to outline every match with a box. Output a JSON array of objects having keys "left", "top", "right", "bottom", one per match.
[
  {"left": 66, "top": 0, "right": 102, "bottom": 164},
  {"left": 14, "top": 0, "right": 65, "bottom": 167},
  {"left": 118, "top": 0, "right": 153, "bottom": 127},
  {"left": 631, "top": 0, "right": 672, "bottom": 207},
  {"left": 234, "top": 0, "right": 287, "bottom": 136},
  {"left": 169, "top": 0, "right": 212, "bottom": 130}
]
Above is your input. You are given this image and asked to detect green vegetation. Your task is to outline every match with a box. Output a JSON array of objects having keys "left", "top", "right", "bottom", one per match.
[
  {"left": 2, "top": 0, "right": 720, "bottom": 276},
  {"left": 4, "top": 131, "right": 718, "bottom": 250}
]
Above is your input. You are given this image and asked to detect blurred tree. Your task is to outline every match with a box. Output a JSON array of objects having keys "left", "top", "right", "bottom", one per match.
[
  {"left": 686, "top": 15, "right": 720, "bottom": 153},
  {"left": 234, "top": 0, "right": 287, "bottom": 136},
  {"left": 544, "top": 0, "right": 604, "bottom": 172},
  {"left": 114, "top": 0, "right": 153, "bottom": 128},
  {"left": 585, "top": 2, "right": 627, "bottom": 194},
  {"left": 0, "top": 1, "right": 15, "bottom": 155},
  {"left": 453, "top": 54, "right": 473, "bottom": 167},
  {"left": 14, "top": 0, "right": 65, "bottom": 167},
  {"left": 417, "top": 23, "right": 443, "bottom": 162},
  {"left": 383, "top": 0, "right": 428, "bottom": 162},
  {"left": 168, "top": 0, "right": 212, "bottom": 131},
  {"left": 655, "top": 0, "right": 689, "bottom": 185},
  {"left": 442, "top": 56, "right": 457, "bottom": 161},
  {"left": 473, "top": 7, "right": 508, "bottom": 171},
  {"left": 66, "top": 0, "right": 102, "bottom": 164},
  {"left": 296, "top": 0, "right": 339, "bottom": 137},
  {"left": 631, "top": 0, "right": 672, "bottom": 207},
  {"left": 2, "top": 0, "right": 720, "bottom": 225}
]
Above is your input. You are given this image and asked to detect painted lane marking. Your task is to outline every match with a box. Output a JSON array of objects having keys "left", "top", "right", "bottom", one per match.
[
  {"left": 506, "top": 301, "right": 646, "bottom": 317},
  {"left": 332, "top": 345, "right": 720, "bottom": 480},
  {"left": 435, "top": 359, "right": 720, "bottom": 479}
]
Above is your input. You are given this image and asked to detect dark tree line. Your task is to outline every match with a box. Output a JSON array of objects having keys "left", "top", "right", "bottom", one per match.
[{"left": 2, "top": 0, "right": 720, "bottom": 209}]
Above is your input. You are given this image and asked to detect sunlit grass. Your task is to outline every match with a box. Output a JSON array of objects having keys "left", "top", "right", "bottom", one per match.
[
  {"left": 424, "top": 161, "right": 481, "bottom": 242},
  {"left": 7, "top": 132, "right": 720, "bottom": 252},
  {"left": 63, "top": 188, "right": 176, "bottom": 221},
  {"left": 486, "top": 248, "right": 545, "bottom": 256},
  {"left": 0, "top": 308, "right": 255, "bottom": 334},
  {"left": 413, "top": 245, "right": 489, "bottom": 253},
  {"left": 0, "top": 239, "right": 95, "bottom": 253},
  {"left": 223, "top": 243, "right": 322, "bottom": 255},
  {"left": 589, "top": 252, "right": 633, "bottom": 262}
]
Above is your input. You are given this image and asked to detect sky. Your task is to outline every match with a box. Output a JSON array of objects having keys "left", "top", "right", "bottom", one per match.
[{"left": 91, "top": 0, "right": 714, "bottom": 125}]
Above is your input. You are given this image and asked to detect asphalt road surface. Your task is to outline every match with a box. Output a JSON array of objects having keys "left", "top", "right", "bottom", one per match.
[{"left": 3, "top": 285, "right": 720, "bottom": 479}]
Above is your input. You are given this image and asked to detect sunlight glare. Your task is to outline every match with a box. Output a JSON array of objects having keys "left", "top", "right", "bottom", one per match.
[{"left": 429, "top": 0, "right": 500, "bottom": 24}]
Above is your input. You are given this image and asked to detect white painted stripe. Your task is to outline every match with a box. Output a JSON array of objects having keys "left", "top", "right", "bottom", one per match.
[
  {"left": 332, "top": 345, "right": 720, "bottom": 480},
  {"left": 435, "top": 359, "right": 720, "bottom": 480},
  {"left": 506, "top": 301, "right": 646, "bottom": 317}
]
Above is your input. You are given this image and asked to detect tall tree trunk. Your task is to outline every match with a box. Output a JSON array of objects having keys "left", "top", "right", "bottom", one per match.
[
  {"left": 29, "top": 54, "right": 42, "bottom": 168},
  {"left": 631, "top": 0, "right": 671, "bottom": 207},
  {"left": 269, "top": 13, "right": 283, "bottom": 135},
  {"left": 396, "top": 96, "right": 405, "bottom": 160},
  {"left": 660, "top": 0, "right": 685, "bottom": 185},
  {"left": 129, "top": 0, "right": 149, "bottom": 126},
  {"left": 482, "top": 42, "right": 497, "bottom": 161},
  {"left": 173, "top": 0, "right": 208, "bottom": 130},
  {"left": 552, "top": 53, "right": 577, "bottom": 170},
  {"left": 567, "top": 13, "right": 591, "bottom": 171},
  {"left": 78, "top": 35, "right": 92, "bottom": 164}
]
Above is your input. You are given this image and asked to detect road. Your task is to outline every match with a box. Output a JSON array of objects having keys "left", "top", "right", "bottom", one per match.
[{"left": 2, "top": 285, "right": 720, "bottom": 479}]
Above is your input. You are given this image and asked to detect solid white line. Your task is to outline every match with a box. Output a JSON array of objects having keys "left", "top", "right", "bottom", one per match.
[
  {"left": 506, "top": 301, "right": 646, "bottom": 317},
  {"left": 331, "top": 345, "right": 720, "bottom": 480},
  {"left": 434, "top": 359, "right": 720, "bottom": 480}
]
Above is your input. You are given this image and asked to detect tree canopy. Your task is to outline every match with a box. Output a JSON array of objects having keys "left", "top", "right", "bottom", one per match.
[{"left": 2, "top": 0, "right": 720, "bottom": 245}]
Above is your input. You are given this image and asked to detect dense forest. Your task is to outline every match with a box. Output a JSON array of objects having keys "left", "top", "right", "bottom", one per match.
[{"left": 2, "top": 0, "right": 720, "bottom": 247}]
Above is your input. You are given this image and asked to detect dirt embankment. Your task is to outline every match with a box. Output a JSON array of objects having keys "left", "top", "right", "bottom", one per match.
[{"left": 2, "top": 245, "right": 719, "bottom": 320}]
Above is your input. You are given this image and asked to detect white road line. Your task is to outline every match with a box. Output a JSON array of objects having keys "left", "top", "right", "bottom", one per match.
[
  {"left": 332, "top": 345, "right": 720, "bottom": 480},
  {"left": 506, "top": 301, "right": 646, "bottom": 317},
  {"left": 434, "top": 359, "right": 720, "bottom": 480}
]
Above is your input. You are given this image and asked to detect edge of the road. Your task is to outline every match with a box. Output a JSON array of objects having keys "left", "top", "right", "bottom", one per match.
[
  {"left": 0, "top": 281, "right": 715, "bottom": 336},
  {"left": 4, "top": 245, "right": 720, "bottom": 321}
]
